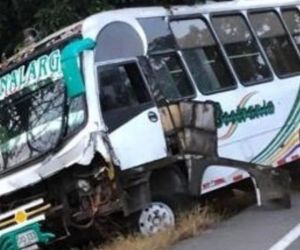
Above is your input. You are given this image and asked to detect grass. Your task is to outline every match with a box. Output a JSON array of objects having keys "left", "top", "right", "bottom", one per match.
[{"left": 96, "top": 206, "right": 220, "bottom": 250}]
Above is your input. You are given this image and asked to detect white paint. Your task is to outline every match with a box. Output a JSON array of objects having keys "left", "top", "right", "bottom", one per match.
[
  {"left": 269, "top": 223, "right": 300, "bottom": 250},
  {"left": 201, "top": 166, "right": 250, "bottom": 194},
  {"left": 109, "top": 107, "right": 167, "bottom": 170},
  {"left": 0, "top": 198, "right": 44, "bottom": 221}
]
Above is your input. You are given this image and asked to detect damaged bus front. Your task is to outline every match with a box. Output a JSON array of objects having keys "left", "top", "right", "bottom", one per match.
[{"left": 0, "top": 35, "right": 121, "bottom": 249}]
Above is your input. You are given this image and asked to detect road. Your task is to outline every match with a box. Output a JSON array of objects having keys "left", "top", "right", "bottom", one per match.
[{"left": 173, "top": 187, "right": 300, "bottom": 250}]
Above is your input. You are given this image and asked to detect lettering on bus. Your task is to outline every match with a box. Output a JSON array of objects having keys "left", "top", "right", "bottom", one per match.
[
  {"left": 215, "top": 99, "right": 275, "bottom": 129},
  {"left": 0, "top": 49, "right": 62, "bottom": 100}
]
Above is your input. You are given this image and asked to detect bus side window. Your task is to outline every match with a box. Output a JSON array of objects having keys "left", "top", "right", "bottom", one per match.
[
  {"left": 170, "top": 18, "right": 236, "bottom": 94},
  {"left": 282, "top": 8, "right": 300, "bottom": 51},
  {"left": 98, "top": 63, "right": 151, "bottom": 113},
  {"left": 249, "top": 11, "right": 300, "bottom": 77},
  {"left": 138, "top": 17, "right": 177, "bottom": 54},
  {"left": 149, "top": 53, "right": 195, "bottom": 100},
  {"left": 212, "top": 14, "right": 272, "bottom": 85}
]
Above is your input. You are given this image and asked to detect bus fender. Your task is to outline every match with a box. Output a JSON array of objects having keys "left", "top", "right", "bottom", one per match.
[{"left": 188, "top": 157, "right": 291, "bottom": 209}]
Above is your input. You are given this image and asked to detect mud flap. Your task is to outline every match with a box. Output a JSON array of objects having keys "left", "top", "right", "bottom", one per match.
[{"left": 188, "top": 157, "right": 291, "bottom": 209}]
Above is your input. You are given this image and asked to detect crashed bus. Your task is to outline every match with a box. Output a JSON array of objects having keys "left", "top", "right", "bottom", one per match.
[{"left": 0, "top": 0, "right": 296, "bottom": 249}]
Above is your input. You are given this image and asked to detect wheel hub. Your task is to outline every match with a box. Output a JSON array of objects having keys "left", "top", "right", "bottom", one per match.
[{"left": 138, "top": 202, "right": 175, "bottom": 236}]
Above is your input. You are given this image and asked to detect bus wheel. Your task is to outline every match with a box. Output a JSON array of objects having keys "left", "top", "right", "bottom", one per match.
[{"left": 138, "top": 202, "right": 175, "bottom": 236}]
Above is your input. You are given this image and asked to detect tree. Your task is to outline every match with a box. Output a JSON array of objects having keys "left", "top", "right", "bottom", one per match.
[{"left": 0, "top": 0, "right": 203, "bottom": 58}]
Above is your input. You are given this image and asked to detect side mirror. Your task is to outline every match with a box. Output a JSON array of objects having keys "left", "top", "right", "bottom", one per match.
[{"left": 61, "top": 38, "right": 96, "bottom": 98}]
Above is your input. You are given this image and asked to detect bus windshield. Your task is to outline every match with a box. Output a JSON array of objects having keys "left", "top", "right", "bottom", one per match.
[{"left": 0, "top": 47, "right": 86, "bottom": 172}]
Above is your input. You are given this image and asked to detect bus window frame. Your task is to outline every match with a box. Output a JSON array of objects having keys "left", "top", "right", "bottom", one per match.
[
  {"left": 279, "top": 6, "right": 300, "bottom": 56},
  {"left": 138, "top": 16, "right": 178, "bottom": 55},
  {"left": 95, "top": 57, "right": 157, "bottom": 112},
  {"left": 210, "top": 11, "right": 274, "bottom": 87},
  {"left": 138, "top": 16, "right": 198, "bottom": 101},
  {"left": 247, "top": 8, "right": 300, "bottom": 80},
  {"left": 148, "top": 49, "right": 198, "bottom": 101},
  {"left": 168, "top": 14, "right": 238, "bottom": 96}
]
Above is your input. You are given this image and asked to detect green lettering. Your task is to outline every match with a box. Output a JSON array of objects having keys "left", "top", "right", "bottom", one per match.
[
  {"left": 9, "top": 70, "right": 18, "bottom": 94},
  {"left": 0, "top": 75, "right": 9, "bottom": 99},
  {"left": 240, "top": 108, "right": 247, "bottom": 122},
  {"left": 256, "top": 107, "right": 262, "bottom": 117},
  {"left": 19, "top": 65, "right": 26, "bottom": 87},
  {"left": 218, "top": 99, "right": 275, "bottom": 129},
  {"left": 26, "top": 61, "right": 37, "bottom": 83},
  {"left": 229, "top": 111, "right": 236, "bottom": 124},
  {"left": 38, "top": 55, "right": 48, "bottom": 79},
  {"left": 49, "top": 50, "right": 60, "bottom": 73},
  {"left": 267, "top": 101, "right": 275, "bottom": 114}
]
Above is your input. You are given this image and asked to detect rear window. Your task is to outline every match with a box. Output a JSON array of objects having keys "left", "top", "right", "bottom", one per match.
[
  {"left": 281, "top": 8, "right": 300, "bottom": 51},
  {"left": 249, "top": 11, "right": 300, "bottom": 77},
  {"left": 212, "top": 14, "right": 272, "bottom": 85}
]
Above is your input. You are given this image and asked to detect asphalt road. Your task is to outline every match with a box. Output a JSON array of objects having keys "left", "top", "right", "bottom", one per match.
[{"left": 173, "top": 187, "right": 300, "bottom": 250}]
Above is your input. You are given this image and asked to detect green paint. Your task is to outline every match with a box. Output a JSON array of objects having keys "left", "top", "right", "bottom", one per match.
[
  {"left": 253, "top": 90, "right": 300, "bottom": 163},
  {"left": 61, "top": 38, "right": 95, "bottom": 98},
  {"left": 215, "top": 100, "right": 275, "bottom": 129},
  {"left": 0, "top": 222, "right": 55, "bottom": 250}
]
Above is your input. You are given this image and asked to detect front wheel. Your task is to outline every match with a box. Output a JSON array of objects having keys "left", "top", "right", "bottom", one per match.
[{"left": 138, "top": 202, "right": 175, "bottom": 236}]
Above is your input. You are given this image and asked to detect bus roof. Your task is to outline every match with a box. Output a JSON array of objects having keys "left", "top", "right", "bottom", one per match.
[
  {"left": 82, "top": 0, "right": 300, "bottom": 22},
  {"left": 172, "top": 0, "right": 300, "bottom": 15},
  {"left": 1, "top": 0, "right": 299, "bottom": 71}
]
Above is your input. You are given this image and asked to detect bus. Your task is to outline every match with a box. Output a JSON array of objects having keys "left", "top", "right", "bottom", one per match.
[{"left": 0, "top": 0, "right": 296, "bottom": 248}]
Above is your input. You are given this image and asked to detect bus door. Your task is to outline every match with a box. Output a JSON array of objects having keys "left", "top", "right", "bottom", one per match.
[{"left": 97, "top": 60, "right": 167, "bottom": 171}]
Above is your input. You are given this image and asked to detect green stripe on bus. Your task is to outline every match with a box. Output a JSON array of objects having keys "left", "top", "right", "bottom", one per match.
[
  {"left": 61, "top": 38, "right": 95, "bottom": 98},
  {"left": 252, "top": 89, "right": 300, "bottom": 163}
]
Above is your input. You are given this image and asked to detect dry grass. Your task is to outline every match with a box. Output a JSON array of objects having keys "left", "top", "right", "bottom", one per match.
[{"left": 96, "top": 206, "right": 220, "bottom": 250}]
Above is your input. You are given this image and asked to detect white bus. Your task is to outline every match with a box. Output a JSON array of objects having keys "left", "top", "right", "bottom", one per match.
[{"left": 0, "top": 0, "right": 295, "bottom": 248}]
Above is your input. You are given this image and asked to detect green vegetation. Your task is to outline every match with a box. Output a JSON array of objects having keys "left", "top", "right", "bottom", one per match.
[
  {"left": 0, "top": 0, "right": 203, "bottom": 58},
  {"left": 99, "top": 206, "right": 219, "bottom": 250}
]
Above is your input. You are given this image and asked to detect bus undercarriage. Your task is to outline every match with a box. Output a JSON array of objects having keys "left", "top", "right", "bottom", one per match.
[{"left": 0, "top": 100, "right": 291, "bottom": 250}]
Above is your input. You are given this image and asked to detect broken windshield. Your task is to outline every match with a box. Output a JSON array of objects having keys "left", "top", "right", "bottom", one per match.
[{"left": 0, "top": 48, "right": 86, "bottom": 172}]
